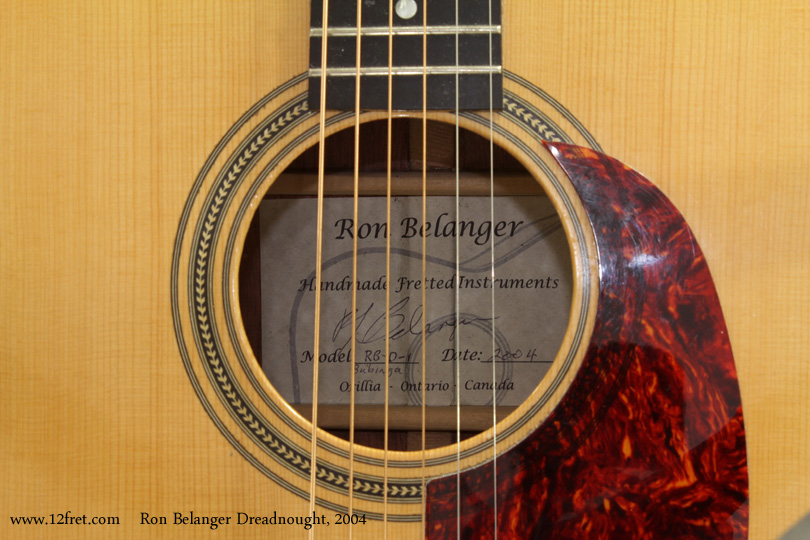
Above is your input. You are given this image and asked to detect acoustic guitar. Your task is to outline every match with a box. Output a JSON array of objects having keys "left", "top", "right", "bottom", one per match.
[{"left": 2, "top": 1, "right": 808, "bottom": 539}]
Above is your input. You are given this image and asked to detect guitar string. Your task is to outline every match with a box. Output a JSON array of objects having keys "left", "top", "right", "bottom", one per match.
[
  {"left": 487, "top": 0, "right": 498, "bottom": 537},
  {"left": 348, "top": 0, "right": 363, "bottom": 536},
  {"left": 420, "top": 0, "right": 428, "bottom": 539},
  {"left": 454, "top": 0, "right": 461, "bottom": 538},
  {"left": 317, "top": 3, "right": 495, "bottom": 536},
  {"left": 384, "top": 0, "right": 394, "bottom": 536},
  {"left": 309, "top": 0, "right": 331, "bottom": 537}
]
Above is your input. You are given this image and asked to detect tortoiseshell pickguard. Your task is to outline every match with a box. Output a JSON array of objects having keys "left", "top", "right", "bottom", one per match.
[{"left": 425, "top": 143, "right": 748, "bottom": 539}]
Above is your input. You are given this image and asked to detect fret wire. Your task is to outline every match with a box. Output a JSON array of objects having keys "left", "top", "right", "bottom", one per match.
[
  {"left": 309, "top": 24, "right": 500, "bottom": 37},
  {"left": 309, "top": 65, "right": 501, "bottom": 76}
]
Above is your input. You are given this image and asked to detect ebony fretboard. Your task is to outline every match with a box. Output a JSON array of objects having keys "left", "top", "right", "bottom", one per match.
[{"left": 308, "top": 0, "right": 502, "bottom": 111}]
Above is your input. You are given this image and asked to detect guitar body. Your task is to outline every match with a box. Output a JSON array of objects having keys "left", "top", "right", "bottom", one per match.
[{"left": 1, "top": 2, "right": 808, "bottom": 539}]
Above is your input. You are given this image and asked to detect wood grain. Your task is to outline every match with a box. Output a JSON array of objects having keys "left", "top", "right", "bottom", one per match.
[{"left": 1, "top": 1, "right": 808, "bottom": 539}]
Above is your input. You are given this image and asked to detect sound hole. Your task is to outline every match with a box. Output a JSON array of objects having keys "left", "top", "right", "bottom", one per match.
[{"left": 239, "top": 119, "right": 572, "bottom": 450}]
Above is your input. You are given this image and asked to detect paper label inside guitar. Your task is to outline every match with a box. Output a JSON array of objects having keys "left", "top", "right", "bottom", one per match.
[{"left": 258, "top": 194, "right": 572, "bottom": 406}]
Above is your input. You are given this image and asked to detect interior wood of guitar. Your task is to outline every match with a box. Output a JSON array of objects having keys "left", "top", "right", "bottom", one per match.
[{"left": 238, "top": 118, "right": 561, "bottom": 450}]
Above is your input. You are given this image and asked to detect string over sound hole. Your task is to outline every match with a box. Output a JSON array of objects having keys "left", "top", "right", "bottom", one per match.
[{"left": 239, "top": 119, "right": 572, "bottom": 451}]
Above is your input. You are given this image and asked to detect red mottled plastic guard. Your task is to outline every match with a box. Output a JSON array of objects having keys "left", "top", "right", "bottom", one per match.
[{"left": 425, "top": 143, "right": 748, "bottom": 539}]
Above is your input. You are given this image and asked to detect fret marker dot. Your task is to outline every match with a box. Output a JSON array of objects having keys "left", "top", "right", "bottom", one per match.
[{"left": 395, "top": 0, "right": 418, "bottom": 20}]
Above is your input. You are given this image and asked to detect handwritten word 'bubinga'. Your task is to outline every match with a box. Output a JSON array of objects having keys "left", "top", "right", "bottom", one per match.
[{"left": 334, "top": 214, "right": 524, "bottom": 246}]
